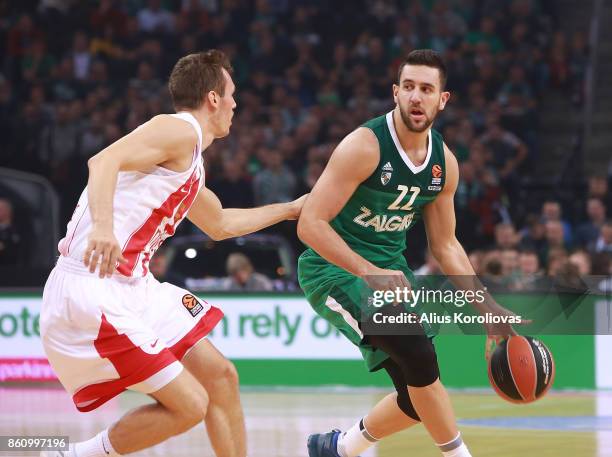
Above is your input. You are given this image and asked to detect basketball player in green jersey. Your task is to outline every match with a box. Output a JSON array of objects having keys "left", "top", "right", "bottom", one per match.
[{"left": 297, "top": 50, "right": 517, "bottom": 457}]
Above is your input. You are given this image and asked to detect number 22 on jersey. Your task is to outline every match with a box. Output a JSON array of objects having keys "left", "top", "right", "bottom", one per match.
[{"left": 388, "top": 185, "right": 420, "bottom": 211}]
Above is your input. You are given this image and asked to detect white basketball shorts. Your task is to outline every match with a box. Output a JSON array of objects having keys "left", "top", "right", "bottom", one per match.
[{"left": 40, "top": 256, "right": 224, "bottom": 412}]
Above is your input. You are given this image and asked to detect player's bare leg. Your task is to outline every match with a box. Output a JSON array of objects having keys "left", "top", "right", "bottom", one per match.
[
  {"left": 109, "top": 368, "right": 209, "bottom": 454},
  {"left": 407, "top": 379, "right": 459, "bottom": 443},
  {"left": 362, "top": 392, "right": 419, "bottom": 438},
  {"left": 183, "top": 339, "right": 246, "bottom": 457},
  {"left": 42, "top": 369, "right": 210, "bottom": 456}
]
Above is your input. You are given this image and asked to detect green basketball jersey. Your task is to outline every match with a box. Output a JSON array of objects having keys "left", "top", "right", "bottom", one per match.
[{"left": 328, "top": 111, "right": 447, "bottom": 267}]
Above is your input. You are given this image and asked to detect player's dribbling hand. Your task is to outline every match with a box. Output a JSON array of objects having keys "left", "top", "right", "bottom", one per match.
[
  {"left": 287, "top": 194, "right": 309, "bottom": 220},
  {"left": 484, "top": 305, "right": 532, "bottom": 361},
  {"left": 83, "top": 226, "right": 127, "bottom": 278},
  {"left": 362, "top": 266, "right": 411, "bottom": 296}
]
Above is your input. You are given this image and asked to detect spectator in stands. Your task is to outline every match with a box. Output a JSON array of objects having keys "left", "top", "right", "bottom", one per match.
[
  {"left": 80, "top": 110, "right": 106, "bottom": 159},
  {"left": 21, "top": 39, "right": 56, "bottom": 83},
  {"left": 541, "top": 200, "right": 573, "bottom": 245},
  {"left": 587, "top": 175, "right": 611, "bottom": 213},
  {"left": 478, "top": 113, "right": 528, "bottom": 180},
  {"left": 568, "top": 250, "right": 592, "bottom": 276},
  {"left": 253, "top": 148, "right": 297, "bottom": 206},
  {"left": 494, "top": 222, "right": 519, "bottom": 250},
  {"left": 514, "top": 249, "right": 543, "bottom": 290},
  {"left": 222, "top": 253, "right": 273, "bottom": 291},
  {"left": 0, "top": 199, "right": 22, "bottom": 266},
  {"left": 575, "top": 198, "right": 606, "bottom": 249},
  {"left": 207, "top": 157, "right": 254, "bottom": 208},
  {"left": 546, "top": 247, "right": 568, "bottom": 277},
  {"left": 465, "top": 16, "right": 504, "bottom": 54},
  {"left": 0, "top": 0, "right": 576, "bottom": 277},
  {"left": 500, "top": 248, "right": 521, "bottom": 289},
  {"left": 593, "top": 221, "right": 612, "bottom": 254},
  {"left": 39, "top": 101, "right": 81, "bottom": 180},
  {"left": 129, "top": 60, "right": 162, "bottom": 100},
  {"left": 480, "top": 249, "right": 505, "bottom": 289},
  {"left": 137, "top": 0, "right": 175, "bottom": 34},
  {"left": 519, "top": 213, "right": 547, "bottom": 252},
  {"left": 70, "top": 31, "right": 92, "bottom": 81},
  {"left": 544, "top": 220, "right": 569, "bottom": 253}
]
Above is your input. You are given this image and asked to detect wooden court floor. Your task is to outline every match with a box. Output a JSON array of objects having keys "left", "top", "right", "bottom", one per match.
[{"left": 0, "top": 386, "right": 610, "bottom": 457}]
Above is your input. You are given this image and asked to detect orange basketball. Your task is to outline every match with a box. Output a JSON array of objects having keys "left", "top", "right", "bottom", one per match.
[{"left": 488, "top": 336, "right": 555, "bottom": 404}]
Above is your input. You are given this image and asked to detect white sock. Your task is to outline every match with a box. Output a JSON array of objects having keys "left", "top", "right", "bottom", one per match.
[
  {"left": 74, "top": 429, "right": 121, "bottom": 457},
  {"left": 337, "top": 418, "right": 379, "bottom": 457},
  {"left": 436, "top": 432, "right": 472, "bottom": 457}
]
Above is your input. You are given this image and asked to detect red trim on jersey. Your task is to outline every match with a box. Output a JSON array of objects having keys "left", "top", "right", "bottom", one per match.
[
  {"left": 170, "top": 306, "right": 224, "bottom": 360},
  {"left": 72, "top": 305, "right": 223, "bottom": 412},
  {"left": 72, "top": 314, "right": 176, "bottom": 412},
  {"left": 118, "top": 169, "right": 201, "bottom": 276}
]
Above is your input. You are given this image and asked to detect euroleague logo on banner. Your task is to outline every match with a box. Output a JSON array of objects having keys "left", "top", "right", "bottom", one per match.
[{"left": 182, "top": 294, "right": 204, "bottom": 317}]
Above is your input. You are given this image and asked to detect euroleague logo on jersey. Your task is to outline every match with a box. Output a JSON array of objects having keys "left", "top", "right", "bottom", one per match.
[
  {"left": 429, "top": 164, "right": 443, "bottom": 191},
  {"left": 182, "top": 294, "right": 204, "bottom": 317},
  {"left": 432, "top": 164, "right": 443, "bottom": 178}
]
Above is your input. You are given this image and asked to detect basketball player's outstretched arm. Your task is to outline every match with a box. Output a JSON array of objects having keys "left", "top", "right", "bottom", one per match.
[
  {"left": 423, "top": 145, "right": 518, "bottom": 354},
  {"left": 187, "top": 187, "right": 306, "bottom": 240},
  {"left": 297, "top": 128, "right": 411, "bottom": 291},
  {"left": 84, "top": 115, "right": 201, "bottom": 277}
]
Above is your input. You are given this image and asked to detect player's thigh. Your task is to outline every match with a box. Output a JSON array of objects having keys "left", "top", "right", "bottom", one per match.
[
  {"left": 150, "top": 367, "right": 209, "bottom": 420},
  {"left": 182, "top": 338, "right": 239, "bottom": 393}
]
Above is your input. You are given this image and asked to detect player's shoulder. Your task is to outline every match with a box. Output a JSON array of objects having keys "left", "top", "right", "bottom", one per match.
[
  {"left": 149, "top": 114, "right": 198, "bottom": 140},
  {"left": 440, "top": 141, "right": 459, "bottom": 192},
  {"left": 328, "top": 127, "right": 380, "bottom": 180},
  {"left": 441, "top": 141, "right": 458, "bottom": 170},
  {"left": 336, "top": 127, "right": 380, "bottom": 162},
  {"left": 136, "top": 114, "right": 199, "bottom": 150},
  {"left": 361, "top": 113, "right": 388, "bottom": 131}
]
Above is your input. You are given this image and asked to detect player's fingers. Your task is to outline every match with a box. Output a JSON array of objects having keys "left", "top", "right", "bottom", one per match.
[
  {"left": 103, "top": 246, "right": 117, "bottom": 278},
  {"left": 109, "top": 247, "right": 126, "bottom": 275},
  {"left": 83, "top": 241, "right": 94, "bottom": 267},
  {"left": 98, "top": 245, "right": 112, "bottom": 278},
  {"left": 485, "top": 337, "right": 495, "bottom": 361},
  {"left": 89, "top": 248, "right": 101, "bottom": 274},
  {"left": 400, "top": 273, "right": 411, "bottom": 290}
]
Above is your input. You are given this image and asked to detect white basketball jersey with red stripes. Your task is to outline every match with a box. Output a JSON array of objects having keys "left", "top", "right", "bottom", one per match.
[{"left": 58, "top": 112, "right": 205, "bottom": 278}]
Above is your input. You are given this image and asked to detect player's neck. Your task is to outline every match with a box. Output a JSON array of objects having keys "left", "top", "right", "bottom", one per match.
[
  {"left": 183, "top": 109, "right": 215, "bottom": 150},
  {"left": 392, "top": 109, "right": 429, "bottom": 158}
]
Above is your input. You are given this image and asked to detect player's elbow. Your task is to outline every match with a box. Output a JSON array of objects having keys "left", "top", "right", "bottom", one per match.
[
  {"left": 429, "top": 238, "right": 461, "bottom": 263},
  {"left": 297, "top": 216, "right": 315, "bottom": 244},
  {"left": 207, "top": 227, "right": 230, "bottom": 241},
  {"left": 87, "top": 154, "right": 102, "bottom": 170}
]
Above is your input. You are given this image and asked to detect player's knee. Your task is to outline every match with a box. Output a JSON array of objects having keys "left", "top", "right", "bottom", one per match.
[
  {"left": 179, "top": 388, "right": 209, "bottom": 429},
  {"left": 397, "top": 337, "right": 439, "bottom": 387},
  {"left": 221, "top": 359, "right": 239, "bottom": 387}
]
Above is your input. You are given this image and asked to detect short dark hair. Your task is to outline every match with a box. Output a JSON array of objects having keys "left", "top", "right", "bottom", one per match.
[
  {"left": 168, "top": 49, "right": 233, "bottom": 111},
  {"left": 397, "top": 49, "right": 447, "bottom": 89}
]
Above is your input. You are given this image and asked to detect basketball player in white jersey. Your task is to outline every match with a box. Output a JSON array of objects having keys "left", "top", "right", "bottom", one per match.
[{"left": 40, "top": 50, "right": 305, "bottom": 457}]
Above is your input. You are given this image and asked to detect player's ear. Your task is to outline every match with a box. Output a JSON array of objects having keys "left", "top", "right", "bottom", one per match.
[
  {"left": 439, "top": 91, "right": 450, "bottom": 110},
  {"left": 392, "top": 84, "right": 399, "bottom": 104},
  {"left": 207, "top": 91, "right": 218, "bottom": 107}
]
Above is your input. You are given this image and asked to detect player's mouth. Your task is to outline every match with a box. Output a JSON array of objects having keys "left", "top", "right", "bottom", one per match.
[{"left": 410, "top": 108, "right": 425, "bottom": 120}]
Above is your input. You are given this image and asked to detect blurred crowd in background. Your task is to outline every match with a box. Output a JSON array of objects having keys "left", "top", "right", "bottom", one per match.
[{"left": 0, "top": 0, "right": 610, "bottom": 288}]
